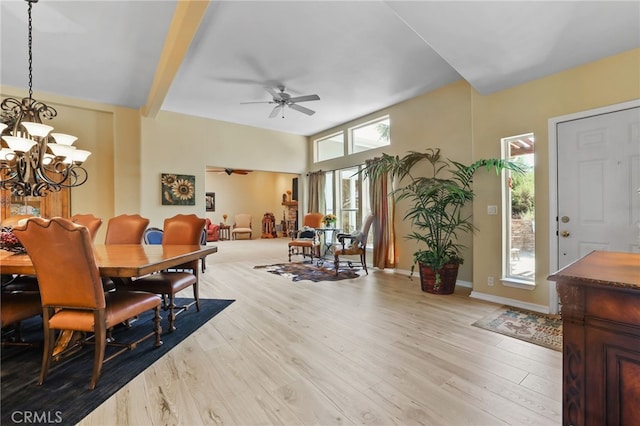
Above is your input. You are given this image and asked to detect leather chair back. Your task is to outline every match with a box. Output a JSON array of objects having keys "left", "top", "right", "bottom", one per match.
[
  {"left": 162, "top": 214, "right": 206, "bottom": 245},
  {"left": 71, "top": 214, "right": 103, "bottom": 242},
  {"left": 13, "top": 217, "right": 105, "bottom": 310},
  {"left": 104, "top": 214, "right": 150, "bottom": 244},
  {"left": 303, "top": 212, "right": 324, "bottom": 228},
  {"left": 162, "top": 214, "right": 206, "bottom": 271}
]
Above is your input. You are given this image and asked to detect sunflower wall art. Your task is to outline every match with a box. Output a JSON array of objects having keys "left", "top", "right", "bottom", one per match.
[{"left": 161, "top": 173, "right": 196, "bottom": 205}]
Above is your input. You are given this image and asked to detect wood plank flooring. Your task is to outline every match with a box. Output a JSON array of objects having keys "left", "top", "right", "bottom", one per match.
[{"left": 80, "top": 238, "right": 561, "bottom": 425}]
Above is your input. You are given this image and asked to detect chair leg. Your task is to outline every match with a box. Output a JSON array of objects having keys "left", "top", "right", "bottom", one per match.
[
  {"left": 168, "top": 293, "right": 177, "bottom": 332},
  {"left": 193, "top": 281, "right": 200, "bottom": 312},
  {"left": 38, "top": 311, "right": 55, "bottom": 386},
  {"left": 335, "top": 254, "right": 339, "bottom": 275},
  {"left": 153, "top": 306, "right": 163, "bottom": 347},
  {"left": 361, "top": 253, "right": 368, "bottom": 275},
  {"left": 89, "top": 316, "right": 107, "bottom": 390}
]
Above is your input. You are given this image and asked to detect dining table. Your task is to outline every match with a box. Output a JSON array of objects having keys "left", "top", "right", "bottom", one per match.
[
  {"left": 0, "top": 244, "right": 218, "bottom": 277},
  {"left": 1, "top": 243, "right": 218, "bottom": 357}
]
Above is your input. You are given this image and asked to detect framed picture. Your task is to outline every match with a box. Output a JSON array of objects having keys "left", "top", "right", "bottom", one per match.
[
  {"left": 161, "top": 173, "right": 196, "bottom": 205},
  {"left": 205, "top": 192, "right": 215, "bottom": 211}
]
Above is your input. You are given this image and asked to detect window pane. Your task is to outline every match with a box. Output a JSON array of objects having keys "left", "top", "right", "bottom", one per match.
[
  {"left": 315, "top": 133, "right": 344, "bottom": 162},
  {"left": 324, "top": 171, "right": 334, "bottom": 215},
  {"left": 339, "top": 167, "right": 360, "bottom": 233},
  {"left": 350, "top": 117, "right": 390, "bottom": 154},
  {"left": 503, "top": 134, "right": 535, "bottom": 282}
]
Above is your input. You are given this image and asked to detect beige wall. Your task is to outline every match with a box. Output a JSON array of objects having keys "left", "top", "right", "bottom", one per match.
[
  {"left": 204, "top": 170, "right": 298, "bottom": 237},
  {"left": 139, "top": 110, "right": 307, "bottom": 229},
  {"left": 471, "top": 48, "right": 640, "bottom": 308},
  {"left": 309, "top": 48, "right": 640, "bottom": 309}
]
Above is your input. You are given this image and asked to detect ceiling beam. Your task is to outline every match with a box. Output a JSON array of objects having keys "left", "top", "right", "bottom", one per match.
[{"left": 140, "top": 0, "right": 210, "bottom": 118}]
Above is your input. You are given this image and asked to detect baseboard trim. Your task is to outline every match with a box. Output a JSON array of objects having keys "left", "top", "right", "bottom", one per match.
[
  {"left": 383, "top": 268, "right": 472, "bottom": 289},
  {"left": 469, "top": 291, "right": 550, "bottom": 314}
]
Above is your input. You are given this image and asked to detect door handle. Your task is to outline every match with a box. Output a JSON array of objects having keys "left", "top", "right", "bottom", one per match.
[{"left": 560, "top": 230, "right": 570, "bottom": 238}]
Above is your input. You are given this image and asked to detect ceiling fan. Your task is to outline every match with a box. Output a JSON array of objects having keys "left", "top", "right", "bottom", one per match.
[
  {"left": 241, "top": 86, "right": 320, "bottom": 118},
  {"left": 207, "top": 168, "right": 252, "bottom": 175}
]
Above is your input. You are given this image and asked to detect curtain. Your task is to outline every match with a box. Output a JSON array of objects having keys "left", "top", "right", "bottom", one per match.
[
  {"left": 367, "top": 158, "right": 396, "bottom": 269},
  {"left": 307, "top": 171, "right": 326, "bottom": 213}
]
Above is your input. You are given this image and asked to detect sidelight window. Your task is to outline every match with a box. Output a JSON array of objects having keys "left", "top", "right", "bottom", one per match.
[{"left": 502, "top": 133, "right": 535, "bottom": 285}]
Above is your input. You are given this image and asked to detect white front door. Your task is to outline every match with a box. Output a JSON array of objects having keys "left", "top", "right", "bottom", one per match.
[
  {"left": 556, "top": 106, "right": 640, "bottom": 268},
  {"left": 549, "top": 102, "right": 640, "bottom": 313}
]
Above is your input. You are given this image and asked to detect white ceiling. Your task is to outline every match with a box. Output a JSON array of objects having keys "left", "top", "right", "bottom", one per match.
[{"left": 1, "top": 1, "right": 638, "bottom": 136}]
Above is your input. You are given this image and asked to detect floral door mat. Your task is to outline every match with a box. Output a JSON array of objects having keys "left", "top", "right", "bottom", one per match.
[{"left": 472, "top": 306, "right": 562, "bottom": 351}]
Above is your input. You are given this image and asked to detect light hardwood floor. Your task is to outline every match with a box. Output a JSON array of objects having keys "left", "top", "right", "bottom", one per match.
[{"left": 80, "top": 238, "right": 562, "bottom": 425}]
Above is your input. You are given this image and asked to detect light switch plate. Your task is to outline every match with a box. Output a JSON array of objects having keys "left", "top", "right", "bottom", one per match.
[{"left": 487, "top": 205, "right": 498, "bottom": 215}]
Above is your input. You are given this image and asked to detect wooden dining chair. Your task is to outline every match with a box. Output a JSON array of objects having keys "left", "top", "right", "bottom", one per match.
[
  {"left": 70, "top": 213, "right": 103, "bottom": 242},
  {"left": 288, "top": 212, "right": 324, "bottom": 262},
  {"left": 1, "top": 292, "right": 42, "bottom": 346},
  {"left": 104, "top": 214, "right": 150, "bottom": 245},
  {"left": 12, "top": 217, "right": 163, "bottom": 390},
  {"left": 124, "top": 214, "right": 206, "bottom": 332}
]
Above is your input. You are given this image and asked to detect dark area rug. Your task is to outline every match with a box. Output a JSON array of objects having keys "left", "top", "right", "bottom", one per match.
[
  {"left": 1, "top": 298, "right": 234, "bottom": 425},
  {"left": 472, "top": 306, "right": 562, "bottom": 351},
  {"left": 254, "top": 260, "right": 363, "bottom": 282}
]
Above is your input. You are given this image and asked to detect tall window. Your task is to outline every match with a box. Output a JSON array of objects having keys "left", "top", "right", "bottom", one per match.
[
  {"left": 315, "top": 132, "right": 344, "bottom": 162},
  {"left": 323, "top": 166, "right": 370, "bottom": 236},
  {"left": 502, "top": 134, "right": 535, "bottom": 284},
  {"left": 349, "top": 117, "right": 390, "bottom": 154}
]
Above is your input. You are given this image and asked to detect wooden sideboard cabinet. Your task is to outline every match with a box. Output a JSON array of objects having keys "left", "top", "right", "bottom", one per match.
[
  {"left": 548, "top": 251, "right": 640, "bottom": 426},
  {"left": 0, "top": 188, "right": 70, "bottom": 223}
]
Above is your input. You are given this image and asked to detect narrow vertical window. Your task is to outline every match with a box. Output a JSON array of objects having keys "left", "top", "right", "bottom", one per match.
[{"left": 502, "top": 134, "right": 535, "bottom": 284}]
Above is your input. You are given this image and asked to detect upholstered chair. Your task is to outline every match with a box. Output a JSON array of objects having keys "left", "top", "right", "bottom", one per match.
[
  {"left": 13, "top": 217, "right": 162, "bottom": 390},
  {"left": 104, "top": 214, "right": 150, "bottom": 245},
  {"left": 123, "top": 214, "right": 206, "bottom": 332},
  {"left": 333, "top": 214, "right": 374, "bottom": 275},
  {"left": 231, "top": 214, "right": 252, "bottom": 240},
  {"left": 288, "top": 212, "right": 324, "bottom": 262},
  {"left": 143, "top": 227, "right": 164, "bottom": 245},
  {"left": 70, "top": 214, "right": 103, "bottom": 242},
  {"left": 0, "top": 292, "right": 42, "bottom": 345},
  {"left": 205, "top": 218, "right": 219, "bottom": 242}
]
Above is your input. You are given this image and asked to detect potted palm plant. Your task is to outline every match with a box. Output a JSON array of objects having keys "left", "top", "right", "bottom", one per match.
[{"left": 363, "top": 148, "right": 524, "bottom": 294}]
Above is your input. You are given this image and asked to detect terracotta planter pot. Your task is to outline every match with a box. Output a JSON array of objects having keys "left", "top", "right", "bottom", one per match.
[{"left": 418, "top": 262, "right": 460, "bottom": 294}]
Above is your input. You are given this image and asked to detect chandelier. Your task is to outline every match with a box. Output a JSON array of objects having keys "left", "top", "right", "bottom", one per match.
[{"left": 0, "top": 0, "right": 90, "bottom": 197}]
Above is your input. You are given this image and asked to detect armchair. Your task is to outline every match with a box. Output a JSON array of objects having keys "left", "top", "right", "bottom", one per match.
[
  {"left": 333, "top": 214, "right": 374, "bottom": 275},
  {"left": 205, "top": 218, "right": 219, "bottom": 242},
  {"left": 231, "top": 214, "right": 252, "bottom": 240}
]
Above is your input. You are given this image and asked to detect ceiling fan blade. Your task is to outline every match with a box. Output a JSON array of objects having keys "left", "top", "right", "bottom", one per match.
[
  {"left": 289, "top": 103, "right": 315, "bottom": 116},
  {"left": 269, "top": 105, "right": 284, "bottom": 118},
  {"left": 240, "top": 101, "right": 274, "bottom": 104},
  {"left": 265, "top": 87, "right": 283, "bottom": 101},
  {"left": 288, "top": 94, "right": 320, "bottom": 103}
]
